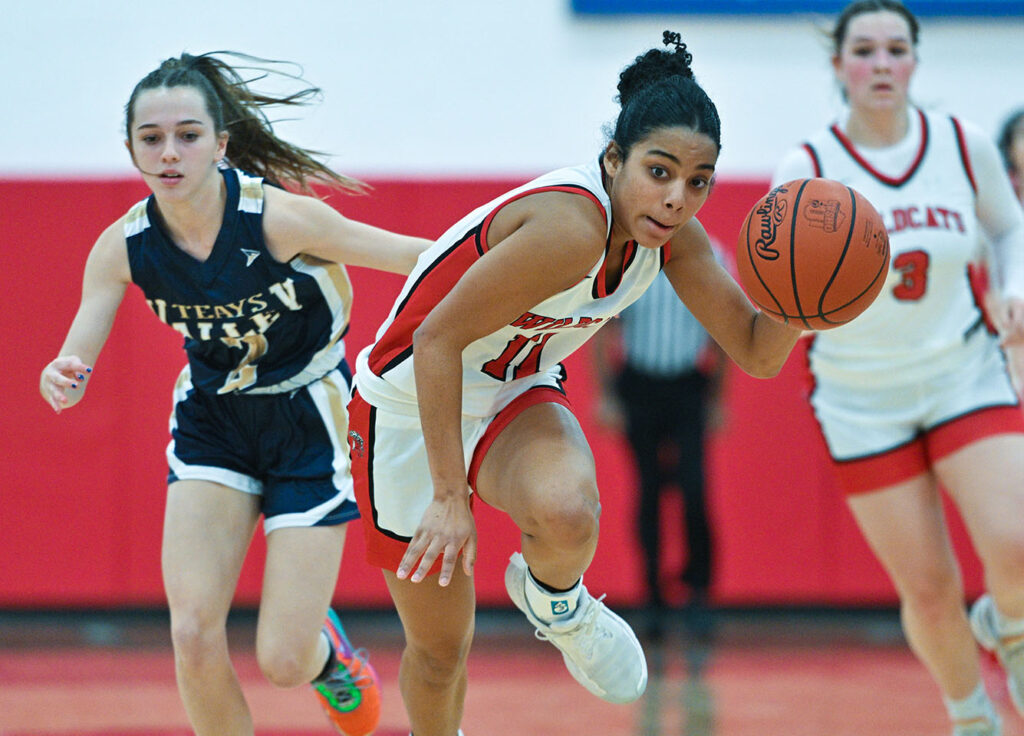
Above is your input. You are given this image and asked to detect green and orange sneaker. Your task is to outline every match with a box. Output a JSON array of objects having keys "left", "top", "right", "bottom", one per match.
[{"left": 313, "top": 609, "right": 381, "bottom": 736}]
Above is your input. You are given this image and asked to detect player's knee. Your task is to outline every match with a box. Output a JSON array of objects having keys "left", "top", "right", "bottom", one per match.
[
  {"left": 405, "top": 634, "right": 471, "bottom": 687},
  {"left": 258, "top": 645, "right": 309, "bottom": 688},
  {"left": 531, "top": 486, "right": 601, "bottom": 550},
  {"left": 980, "top": 525, "right": 1024, "bottom": 581},
  {"left": 896, "top": 565, "right": 962, "bottom": 618},
  {"left": 169, "top": 609, "right": 226, "bottom": 671},
  {"left": 258, "top": 655, "right": 305, "bottom": 687}
]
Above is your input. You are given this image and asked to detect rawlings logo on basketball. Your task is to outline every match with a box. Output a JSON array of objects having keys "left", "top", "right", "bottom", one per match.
[
  {"left": 737, "top": 178, "right": 889, "bottom": 331},
  {"left": 754, "top": 187, "right": 788, "bottom": 261},
  {"left": 803, "top": 198, "right": 846, "bottom": 233}
]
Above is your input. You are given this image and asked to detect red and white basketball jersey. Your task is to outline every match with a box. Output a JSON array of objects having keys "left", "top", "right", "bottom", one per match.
[
  {"left": 355, "top": 158, "right": 669, "bottom": 417},
  {"left": 795, "top": 108, "right": 984, "bottom": 384}
]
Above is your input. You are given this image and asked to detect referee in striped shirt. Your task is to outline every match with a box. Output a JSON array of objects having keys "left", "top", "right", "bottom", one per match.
[{"left": 593, "top": 270, "right": 725, "bottom": 638}]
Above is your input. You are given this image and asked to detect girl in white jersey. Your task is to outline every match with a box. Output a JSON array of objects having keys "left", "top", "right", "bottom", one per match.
[
  {"left": 350, "top": 33, "right": 805, "bottom": 736},
  {"left": 38, "top": 52, "right": 429, "bottom": 736},
  {"left": 773, "top": 3, "right": 1024, "bottom": 734}
]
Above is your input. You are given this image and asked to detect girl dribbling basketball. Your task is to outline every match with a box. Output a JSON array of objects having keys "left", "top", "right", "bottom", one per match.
[{"left": 349, "top": 32, "right": 806, "bottom": 736}]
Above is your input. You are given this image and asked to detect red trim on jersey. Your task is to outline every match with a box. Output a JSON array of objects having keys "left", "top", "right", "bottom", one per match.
[
  {"left": 466, "top": 385, "right": 572, "bottom": 489},
  {"left": 594, "top": 240, "right": 637, "bottom": 299},
  {"left": 967, "top": 261, "right": 999, "bottom": 334},
  {"left": 478, "top": 184, "right": 607, "bottom": 254},
  {"left": 802, "top": 143, "right": 823, "bottom": 178},
  {"left": 951, "top": 116, "right": 978, "bottom": 194},
  {"left": 365, "top": 230, "right": 482, "bottom": 375},
  {"left": 829, "top": 108, "right": 929, "bottom": 188},
  {"left": 832, "top": 405, "right": 1024, "bottom": 495},
  {"left": 367, "top": 184, "right": 610, "bottom": 377}
]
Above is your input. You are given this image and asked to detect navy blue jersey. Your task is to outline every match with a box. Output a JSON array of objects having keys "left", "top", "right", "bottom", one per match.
[{"left": 125, "top": 169, "right": 352, "bottom": 395}]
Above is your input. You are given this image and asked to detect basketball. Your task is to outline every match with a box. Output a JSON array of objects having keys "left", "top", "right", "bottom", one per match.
[{"left": 736, "top": 178, "right": 890, "bottom": 330}]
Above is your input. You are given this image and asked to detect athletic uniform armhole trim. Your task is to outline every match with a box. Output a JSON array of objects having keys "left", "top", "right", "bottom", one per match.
[
  {"left": 950, "top": 116, "right": 978, "bottom": 195},
  {"left": 802, "top": 143, "right": 823, "bottom": 178},
  {"left": 478, "top": 184, "right": 607, "bottom": 254}
]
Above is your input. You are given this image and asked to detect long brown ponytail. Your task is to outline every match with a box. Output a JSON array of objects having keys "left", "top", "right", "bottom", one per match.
[{"left": 125, "top": 51, "right": 364, "bottom": 195}]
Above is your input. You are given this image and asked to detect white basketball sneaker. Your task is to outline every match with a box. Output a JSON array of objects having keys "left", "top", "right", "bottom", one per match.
[
  {"left": 504, "top": 552, "right": 647, "bottom": 704},
  {"left": 970, "top": 594, "right": 1024, "bottom": 716}
]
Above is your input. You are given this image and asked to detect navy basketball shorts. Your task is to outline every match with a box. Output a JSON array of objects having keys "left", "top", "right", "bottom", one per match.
[{"left": 166, "top": 364, "right": 359, "bottom": 533}]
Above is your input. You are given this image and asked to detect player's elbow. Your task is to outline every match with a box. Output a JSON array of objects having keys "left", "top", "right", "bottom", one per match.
[
  {"left": 412, "top": 317, "right": 442, "bottom": 351},
  {"left": 750, "top": 358, "right": 786, "bottom": 379},
  {"left": 736, "top": 350, "right": 788, "bottom": 379},
  {"left": 412, "top": 316, "right": 461, "bottom": 365}
]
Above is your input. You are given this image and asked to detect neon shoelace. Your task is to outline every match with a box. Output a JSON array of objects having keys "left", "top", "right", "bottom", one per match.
[{"left": 316, "top": 648, "right": 374, "bottom": 712}]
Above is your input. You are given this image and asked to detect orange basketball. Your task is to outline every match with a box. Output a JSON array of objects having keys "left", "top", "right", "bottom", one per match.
[{"left": 736, "top": 178, "right": 890, "bottom": 330}]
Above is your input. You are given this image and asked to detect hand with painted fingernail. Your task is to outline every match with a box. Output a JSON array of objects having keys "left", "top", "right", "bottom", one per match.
[{"left": 40, "top": 355, "right": 93, "bottom": 413}]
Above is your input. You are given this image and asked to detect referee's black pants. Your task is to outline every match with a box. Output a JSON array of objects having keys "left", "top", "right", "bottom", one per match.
[{"left": 616, "top": 365, "right": 713, "bottom": 607}]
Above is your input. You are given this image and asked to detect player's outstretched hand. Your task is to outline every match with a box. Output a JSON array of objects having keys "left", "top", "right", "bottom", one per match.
[
  {"left": 997, "top": 296, "right": 1024, "bottom": 345},
  {"left": 397, "top": 493, "right": 477, "bottom": 587},
  {"left": 991, "top": 296, "right": 1024, "bottom": 400},
  {"left": 40, "top": 356, "right": 93, "bottom": 414}
]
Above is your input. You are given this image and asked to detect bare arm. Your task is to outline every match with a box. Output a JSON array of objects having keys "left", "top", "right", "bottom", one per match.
[
  {"left": 965, "top": 122, "right": 1024, "bottom": 333},
  {"left": 962, "top": 120, "right": 1024, "bottom": 397},
  {"left": 663, "top": 219, "right": 802, "bottom": 378},
  {"left": 40, "top": 221, "right": 131, "bottom": 412},
  {"left": 262, "top": 187, "right": 431, "bottom": 274},
  {"left": 401, "top": 191, "right": 608, "bottom": 585}
]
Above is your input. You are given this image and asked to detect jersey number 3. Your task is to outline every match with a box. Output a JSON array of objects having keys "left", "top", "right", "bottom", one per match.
[{"left": 892, "top": 249, "right": 929, "bottom": 301}]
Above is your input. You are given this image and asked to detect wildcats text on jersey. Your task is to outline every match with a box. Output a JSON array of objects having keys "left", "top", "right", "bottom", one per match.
[
  {"left": 510, "top": 311, "right": 606, "bottom": 331},
  {"left": 883, "top": 204, "right": 967, "bottom": 235}
]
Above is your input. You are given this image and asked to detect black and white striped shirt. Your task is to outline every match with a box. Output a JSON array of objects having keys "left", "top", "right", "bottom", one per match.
[{"left": 618, "top": 271, "right": 709, "bottom": 378}]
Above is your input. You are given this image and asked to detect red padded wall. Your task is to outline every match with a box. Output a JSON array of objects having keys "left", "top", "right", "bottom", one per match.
[{"left": 0, "top": 176, "right": 984, "bottom": 609}]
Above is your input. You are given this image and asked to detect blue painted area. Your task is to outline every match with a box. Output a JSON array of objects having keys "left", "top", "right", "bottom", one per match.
[{"left": 571, "top": 0, "right": 1024, "bottom": 16}]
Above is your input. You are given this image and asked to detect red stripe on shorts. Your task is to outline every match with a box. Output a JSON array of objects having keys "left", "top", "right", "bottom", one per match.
[
  {"left": 348, "top": 390, "right": 413, "bottom": 571},
  {"left": 834, "top": 404, "right": 1024, "bottom": 495},
  {"left": 467, "top": 385, "right": 573, "bottom": 489}
]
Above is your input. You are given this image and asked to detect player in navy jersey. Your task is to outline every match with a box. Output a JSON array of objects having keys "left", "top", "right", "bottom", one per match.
[
  {"left": 39, "top": 52, "right": 430, "bottom": 736},
  {"left": 349, "top": 34, "right": 806, "bottom": 736},
  {"left": 773, "top": 3, "right": 1024, "bottom": 734}
]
